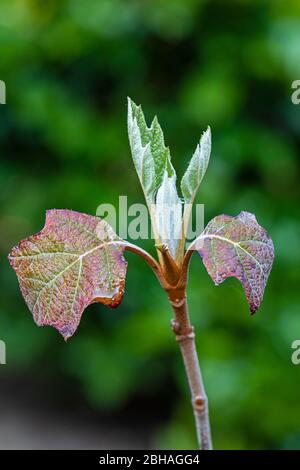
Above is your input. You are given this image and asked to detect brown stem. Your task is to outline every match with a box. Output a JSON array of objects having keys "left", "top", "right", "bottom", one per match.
[
  {"left": 180, "top": 244, "right": 195, "bottom": 287},
  {"left": 124, "top": 242, "right": 167, "bottom": 289},
  {"left": 124, "top": 241, "right": 212, "bottom": 449},
  {"left": 156, "top": 243, "right": 180, "bottom": 286},
  {"left": 168, "top": 288, "right": 212, "bottom": 450}
]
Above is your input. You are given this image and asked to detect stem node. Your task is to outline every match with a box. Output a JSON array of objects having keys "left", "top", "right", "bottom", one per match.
[
  {"left": 168, "top": 294, "right": 212, "bottom": 450},
  {"left": 194, "top": 395, "right": 207, "bottom": 413}
]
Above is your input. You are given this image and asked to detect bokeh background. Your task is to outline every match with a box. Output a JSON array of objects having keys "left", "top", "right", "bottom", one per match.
[{"left": 0, "top": 0, "right": 300, "bottom": 450}]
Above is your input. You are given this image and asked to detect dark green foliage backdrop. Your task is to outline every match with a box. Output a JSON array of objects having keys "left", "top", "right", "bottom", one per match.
[{"left": 0, "top": 0, "right": 300, "bottom": 449}]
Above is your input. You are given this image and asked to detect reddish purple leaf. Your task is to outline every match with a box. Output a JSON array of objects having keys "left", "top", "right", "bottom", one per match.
[
  {"left": 193, "top": 211, "right": 274, "bottom": 313},
  {"left": 8, "top": 210, "right": 128, "bottom": 340}
]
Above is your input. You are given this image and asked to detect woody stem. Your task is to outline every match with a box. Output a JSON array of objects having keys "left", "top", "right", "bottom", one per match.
[
  {"left": 124, "top": 242, "right": 212, "bottom": 448},
  {"left": 168, "top": 293, "right": 212, "bottom": 450}
]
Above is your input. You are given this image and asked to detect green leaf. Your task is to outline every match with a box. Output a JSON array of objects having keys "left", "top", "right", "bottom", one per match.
[
  {"left": 193, "top": 211, "right": 274, "bottom": 313},
  {"left": 127, "top": 97, "right": 175, "bottom": 202},
  {"left": 181, "top": 126, "right": 211, "bottom": 203},
  {"left": 127, "top": 98, "right": 155, "bottom": 197},
  {"left": 8, "top": 210, "right": 128, "bottom": 340},
  {"left": 128, "top": 98, "right": 182, "bottom": 253}
]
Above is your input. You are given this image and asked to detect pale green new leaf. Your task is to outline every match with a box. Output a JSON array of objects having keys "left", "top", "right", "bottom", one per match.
[
  {"left": 127, "top": 98, "right": 175, "bottom": 203},
  {"left": 128, "top": 98, "right": 181, "bottom": 251},
  {"left": 127, "top": 102, "right": 154, "bottom": 196},
  {"left": 181, "top": 127, "right": 211, "bottom": 203}
]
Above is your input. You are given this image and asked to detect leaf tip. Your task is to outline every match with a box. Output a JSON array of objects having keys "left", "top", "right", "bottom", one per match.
[
  {"left": 201, "top": 126, "right": 211, "bottom": 148},
  {"left": 204, "top": 125, "right": 211, "bottom": 137},
  {"left": 127, "top": 96, "right": 134, "bottom": 108},
  {"left": 58, "top": 324, "right": 77, "bottom": 341}
]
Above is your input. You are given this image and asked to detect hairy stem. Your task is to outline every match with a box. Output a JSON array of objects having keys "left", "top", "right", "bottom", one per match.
[{"left": 168, "top": 293, "right": 212, "bottom": 450}]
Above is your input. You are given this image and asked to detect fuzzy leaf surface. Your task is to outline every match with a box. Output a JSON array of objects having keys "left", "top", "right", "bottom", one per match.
[
  {"left": 8, "top": 210, "right": 128, "bottom": 340},
  {"left": 193, "top": 211, "right": 274, "bottom": 313},
  {"left": 155, "top": 170, "right": 182, "bottom": 258},
  {"left": 181, "top": 127, "right": 211, "bottom": 204},
  {"left": 127, "top": 97, "right": 175, "bottom": 202}
]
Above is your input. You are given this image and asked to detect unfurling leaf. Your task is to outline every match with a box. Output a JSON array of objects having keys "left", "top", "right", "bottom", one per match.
[
  {"left": 127, "top": 97, "right": 175, "bottom": 202},
  {"left": 128, "top": 97, "right": 182, "bottom": 254},
  {"left": 127, "top": 99, "right": 155, "bottom": 198},
  {"left": 155, "top": 170, "right": 182, "bottom": 258},
  {"left": 193, "top": 211, "right": 274, "bottom": 313},
  {"left": 8, "top": 210, "right": 128, "bottom": 340},
  {"left": 181, "top": 127, "right": 211, "bottom": 204}
]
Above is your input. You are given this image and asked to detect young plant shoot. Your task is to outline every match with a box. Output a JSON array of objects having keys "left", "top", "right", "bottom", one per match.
[{"left": 8, "top": 99, "right": 274, "bottom": 450}]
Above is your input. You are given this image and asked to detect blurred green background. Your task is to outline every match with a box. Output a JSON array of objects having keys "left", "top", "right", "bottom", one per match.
[{"left": 1, "top": 0, "right": 300, "bottom": 450}]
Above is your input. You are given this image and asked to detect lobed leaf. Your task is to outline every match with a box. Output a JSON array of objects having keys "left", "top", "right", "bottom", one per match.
[
  {"left": 128, "top": 98, "right": 182, "bottom": 255},
  {"left": 8, "top": 210, "right": 128, "bottom": 340},
  {"left": 127, "top": 97, "right": 175, "bottom": 201},
  {"left": 193, "top": 211, "right": 274, "bottom": 313},
  {"left": 127, "top": 99, "right": 155, "bottom": 198}
]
